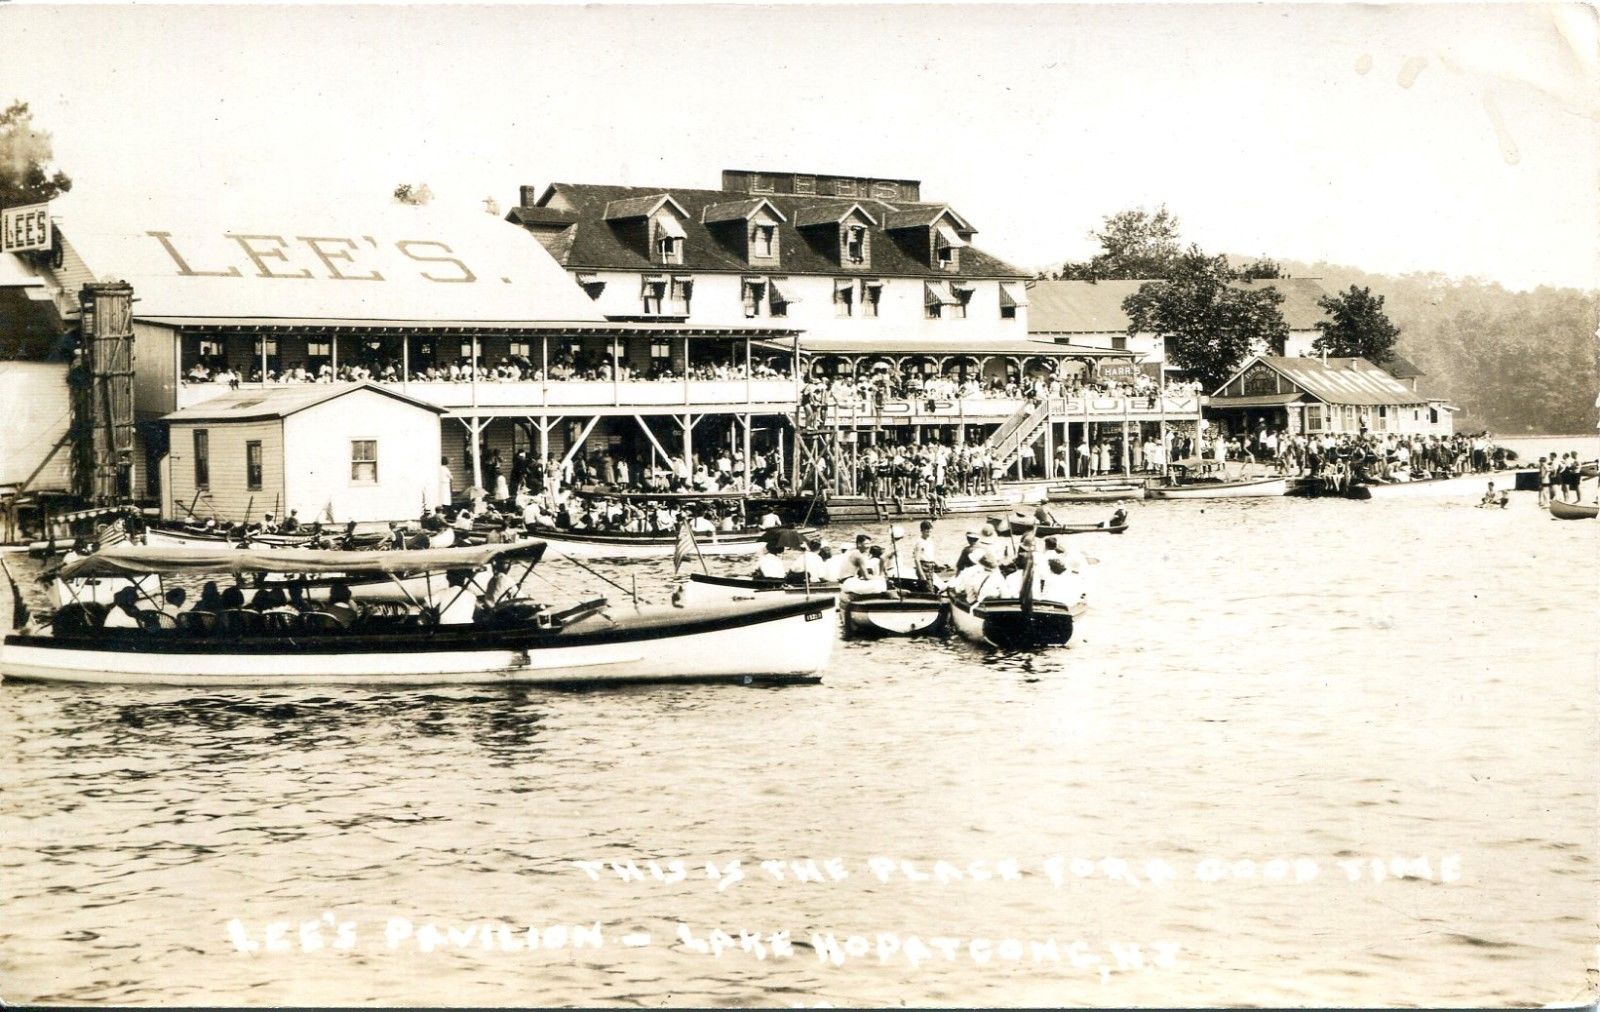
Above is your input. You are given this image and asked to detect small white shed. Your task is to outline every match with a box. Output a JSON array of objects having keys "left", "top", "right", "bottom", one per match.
[{"left": 160, "top": 382, "right": 443, "bottom": 523}]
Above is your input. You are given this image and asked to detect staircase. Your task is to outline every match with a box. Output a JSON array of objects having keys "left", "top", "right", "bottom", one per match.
[{"left": 982, "top": 399, "right": 1053, "bottom": 469}]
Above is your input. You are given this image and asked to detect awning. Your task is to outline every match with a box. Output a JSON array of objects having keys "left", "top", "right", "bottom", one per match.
[
  {"left": 57, "top": 541, "right": 548, "bottom": 580},
  {"left": 834, "top": 278, "right": 854, "bottom": 293},
  {"left": 1208, "top": 392, "right": 1305, "bottom": 408},
  {"left": 950, "top": 281, "right": 976, "bottom": 294},
  {"left": 999, "top": 282, "right": 1029, "bottom": 308},
  {"left": 924, "top": 281, "right": 962, "bottom": 306},
  {"left": 934, "top": 222, "right": 969, "bottom": 249},
  {"left": 574, "top": 272, "right": 600, "bottom": 286},
  {"left": 654, "top": 215, "right": 687, "bottom": 239},
  {"left": 768, "top": 278, "right": 799, "bottom": 304},
  {"left": 0, "top": 253, "right": 45, "bottom": 287}
]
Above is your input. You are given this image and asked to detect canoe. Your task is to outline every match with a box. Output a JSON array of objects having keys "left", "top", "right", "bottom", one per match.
[
  {"left": 1549, "top": 499, "right": 1598, "bottom": 520},
  {"left": 840, "top": 586, "right": 949, "bottom": 638},
  {"left": 677, "top": 572, "right": 937, "bottom": 608},
  {"left": 2, "top": 542, "right": 834, "bottom": 686},
  {"left": 1051, "top": 483, "right": 1148, "bottom": 502},
  {"left": 530, "top": 524, "right": 807, "bottom": 560},
  {"left": 1147, "top": 476, "right": 1287, "bottom": 499},
  {"left": 143, "top": 524, "right": 393, "bottom": 551},
  {"left": 948, "top": 593, "right": 1077, "bottom": 649},
  {"left": 1030, "top": 520, "right": 1128, "bottom": 537},
  {"left": 1357, "top": 472, "right": 1520, "bottom": 499}
]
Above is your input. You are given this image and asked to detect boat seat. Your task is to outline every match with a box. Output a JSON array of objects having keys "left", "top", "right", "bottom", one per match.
[
  {"left": 300, "top": 611, "right": 348, "bottom": 634},
  {"left": 54, "top": 602, "right": 109, "bottom": 636},
  {"left": 260, "top": 611, "right": 303, "bottom": 635},
  {"left": 217, "top": 609, "right": 265, "bottom": 636},
  {"left": 138, "top": 612, "right": 181, "bottom": 633},
  {"left": 177, "top": 610, "right": 219, "bottom": 636}
]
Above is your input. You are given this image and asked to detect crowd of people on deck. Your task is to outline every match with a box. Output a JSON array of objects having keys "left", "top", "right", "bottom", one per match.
[
  {"left": 1224, "top": 427, "right": 1513, "bottom": 488},
  {"left": 181, "top": 354, "right": 792, "bottom": 387},
  {"left": 799, "top": 369, "right": 1205, "bottom": 425},
  {"left": 460, "top": 443, "right": 796, "bottom": 506}
]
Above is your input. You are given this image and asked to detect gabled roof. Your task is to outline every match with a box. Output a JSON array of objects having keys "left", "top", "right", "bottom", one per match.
[
  {"left": 526, "top": 183, "right": 1026, "bottom": 280},
  {"left": 1028, "top": 277, "right": 1333, "bottom": 333},
  {"left": 1213, "top": 355, "right": 1422, "bottom": 406},
  {"left": 883, "top": 205, "right": 973, "bottom": 233},
  {"left": 506, "top": 205, "right": 579, "bottom": 227},
  {"left": 1383, "top": 352, "right": 1424, "bottom": 378},
  {"left": 602, "top": 193, "right": 689, "bottom": 222},
  {"left": 160, "top": 381, "right": 445, "bottom": 424},
  {"left": 701, "top": 197, "right": 787, "bottom": 225},
  {"left": 792, "top": 201, "right": 877, "bottom": 229}
]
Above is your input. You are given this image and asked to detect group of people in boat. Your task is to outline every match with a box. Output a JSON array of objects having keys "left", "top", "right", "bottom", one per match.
[
  {"left": 745, "top": 518, "right": 1091, "bottom": 610},
  {"left": 84, "top": 558, "right": 525, "bottom": 635}
]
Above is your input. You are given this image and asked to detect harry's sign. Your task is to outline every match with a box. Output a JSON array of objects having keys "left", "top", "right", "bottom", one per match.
[{"left": 1, "top": 203, "right": 52, "bottom": 253}]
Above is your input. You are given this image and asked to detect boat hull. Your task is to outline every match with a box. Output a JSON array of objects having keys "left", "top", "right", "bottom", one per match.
[
  {"left": 1549, "top": 499, "right": 1598, "bottom": 520},
  {"left": 948, "top": 595, "right": 1075, "bottom": 649},
  {"left": 144, "top": 527, "right": 392, "bottom": 550},
  {"left": 677, "top": 573, "right": 839, "bottom": 607},
  {"left": 840, "top": 593, "right": 948, "bottom": 637},
  {"left": 1147, "top": 477, "right": 1287, "bottom": 499},
  {"left": 531, "top": 527, "right": 796, "bottom": 559},
  {"left": 0, "top": 597, "right": 835, "bottom": 686},
  {"left": 1359, "top": 473, "right": 1523, "bottom": 499}
]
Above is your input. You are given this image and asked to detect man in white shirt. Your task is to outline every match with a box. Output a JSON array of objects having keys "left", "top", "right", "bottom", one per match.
[
  {"left": 911, "top": 520, "right": 939, "bottom": 589},
  {"left": 755, "top": 544, "right": 788, "bottom": 580},
  {"left": 759, "top": 510, "right": 782, "bottom": 529},
  {"left": 437, "top": 569, "right": 481, "bottom": 625},
  {"left": 800, "top": 540, "right": 829, "bottom": 582}
]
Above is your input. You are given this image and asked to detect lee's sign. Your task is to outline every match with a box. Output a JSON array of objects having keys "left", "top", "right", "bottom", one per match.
[
  {"left": 1, "top": 203, "right": 52, "bottom": 253},
  {"left": 145, "top": 231, "right": 479, "bottom": 284}
]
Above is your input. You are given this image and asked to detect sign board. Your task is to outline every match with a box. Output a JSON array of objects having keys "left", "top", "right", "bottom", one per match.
[
  {"left": 1, "top": 203, "right": 52, "bottom": 254},
  {"left": 1100, "top": 361, "right": 1140, "bottom": 379}
]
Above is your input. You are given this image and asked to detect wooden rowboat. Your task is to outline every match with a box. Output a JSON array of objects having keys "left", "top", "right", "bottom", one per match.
[
  {"left": 1147, "top": 476, "right": 1287, "bottom": 499},
  {"left": 1549, "top": 499, "right": 1598, "bottom": 520},
  {"left": 840, "top": 585, "right": 948, "bottom": 638},
  {"left": 948, "top": 593, "right": 1077, "bottom": 649}
]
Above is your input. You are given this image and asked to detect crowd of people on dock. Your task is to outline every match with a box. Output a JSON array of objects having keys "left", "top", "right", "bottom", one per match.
[
  {"left": 1537, "top": 451, "right": 1590, "bottom": 504},
  {"left": 1228, "top": 428, "right": 1511, "bottom": 487},
  {"left": 799, "top": 369, "right": 1205, "bottom": 425}
]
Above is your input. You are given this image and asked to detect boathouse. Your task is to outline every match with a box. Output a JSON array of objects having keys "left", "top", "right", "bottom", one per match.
[
  {"left": 161, "top": 383, "right": 444, "bottom": 524},
  {"left": 1208, "top": 355, "right": 1454, "bottom": 437}
]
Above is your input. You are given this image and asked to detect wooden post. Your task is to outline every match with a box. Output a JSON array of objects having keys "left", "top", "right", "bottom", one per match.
[{"left": 742, "top": 413, "right": 752, "bottom": 492}]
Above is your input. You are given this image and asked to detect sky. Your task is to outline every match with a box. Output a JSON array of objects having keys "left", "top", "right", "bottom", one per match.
[{"left": 3, "top": 3, "right": 1597, "bottom": 291}]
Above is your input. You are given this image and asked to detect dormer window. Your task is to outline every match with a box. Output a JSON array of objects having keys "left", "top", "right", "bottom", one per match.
[
  {"left": 933, "top": 222, "right": 966, "bottom": 272},
  {"left": 752, "top": 223, "right": 777, "bottom": 260},
  {"left": 844, "top": 226, "right": 867, "bottom": 264},
  {"left": 654, "top": 215, "right": 685, "bottom": 265}
]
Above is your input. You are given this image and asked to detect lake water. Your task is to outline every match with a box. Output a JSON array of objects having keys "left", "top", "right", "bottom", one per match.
[{"left": 1, "top": 451, "right": 1595, "bottom": 1007}]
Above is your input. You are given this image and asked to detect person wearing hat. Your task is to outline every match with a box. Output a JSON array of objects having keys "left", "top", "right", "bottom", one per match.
[
  {"left": 1037, "top": 556, "right": 1083, "bottom": 608},
  {"left": 960, "top": 554, "right": 1007, "bottom": 604},
  {"left": 955, "top": 530, "right": 982, "bottom": 573}
]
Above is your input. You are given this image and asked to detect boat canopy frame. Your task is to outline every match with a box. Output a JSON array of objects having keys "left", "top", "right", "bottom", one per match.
[{"left": 55, "top": 541, "right": 548, "bottom": 581}]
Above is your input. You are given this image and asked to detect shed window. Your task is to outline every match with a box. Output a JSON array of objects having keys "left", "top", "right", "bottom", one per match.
[
  {"left": 351, "top": 439, "right": 378, "bottom": 483},
  {"left": 862, "top": 280, "right": 882, "bottom": 318},
  {"left": 245, "top": 440, "right": 262, "bottom": 491},
  {"left": 193, "top": 429, "right": 209, "bottom": 490}
]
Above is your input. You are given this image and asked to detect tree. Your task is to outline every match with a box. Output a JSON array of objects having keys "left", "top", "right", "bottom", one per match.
[
  {"left": 393, "top": 182, "right": 433, "bottom": 206},
  {"left": 0, "top": 101, "right": 72, "bottom": 207},
  {"left": 1312, "top": 285, "right": 1401, "bottom": 365},
  {"left": 1123, "top": 246, "right": 1289, "bottom": 391},
  {"left": 1050, "top": 205, "right": 1183, "bottom": 281}
]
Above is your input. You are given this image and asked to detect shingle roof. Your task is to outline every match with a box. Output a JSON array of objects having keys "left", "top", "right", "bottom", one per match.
[
  {"left": 1028, "top": 277, "right": 1333, "bottom": 333},
  {"left": 1219, "top": 356, "right": 1422, "bottom": 406},
  {"left": 161, "top": 382, "right": 444, "bottom": 423},
  {"left": 506, "top": 206, "right": 578, "bottom": 227},
  {"left": 701, "top": 197, "right": 786, "bottom": 225},
  {"left": 602, "top": 194, "right": 688, "bottom": 221},
  {"left": 791, "top": 201, "right": 876, "bottom": 228},
  {"left": 883, "top": 205, "right": 972, "bottom": 232},
  {"left": 522, "top": 183, "right": 1027, "bottom": 280}
]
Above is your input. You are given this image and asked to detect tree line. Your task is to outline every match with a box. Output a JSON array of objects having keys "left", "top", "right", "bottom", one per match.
[{"left": 1045, "top": 206, "right": 1597, "bottom": 434}]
